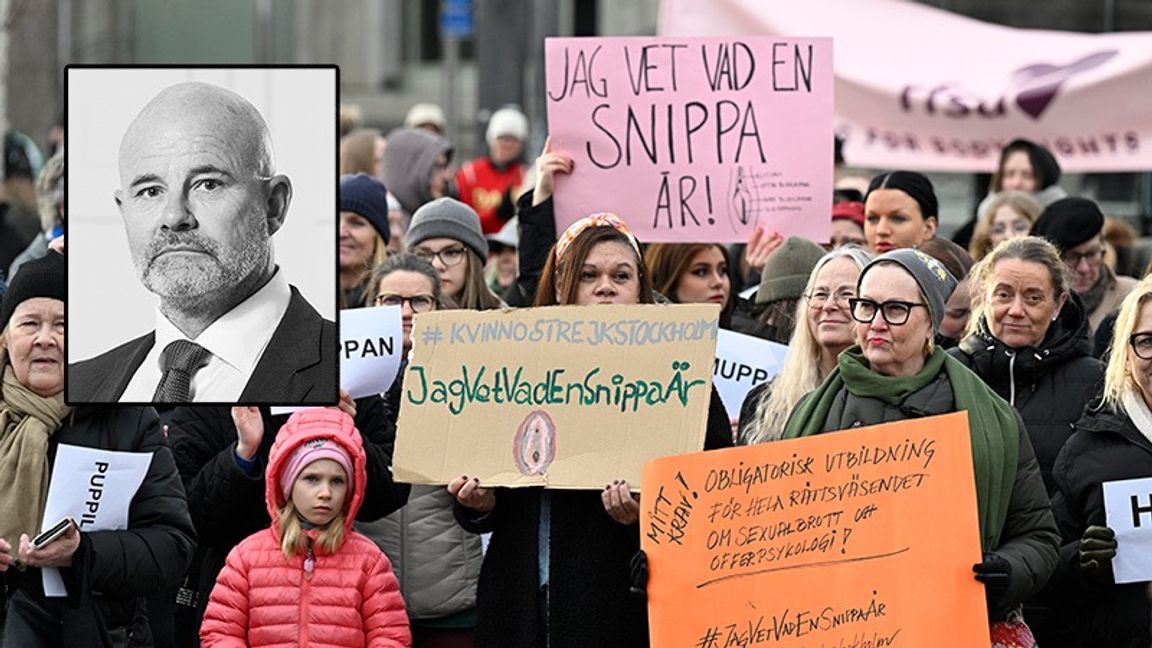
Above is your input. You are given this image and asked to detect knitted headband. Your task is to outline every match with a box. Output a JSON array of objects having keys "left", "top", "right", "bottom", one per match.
[{"left": 554, "top": 213, "right": 640, "bottom": 263}]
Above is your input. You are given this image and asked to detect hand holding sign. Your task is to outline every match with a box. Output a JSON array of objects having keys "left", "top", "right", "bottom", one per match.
[
  {"left": 602, "top": 480, "right": 641, "bottom": 525},
  {"left": 448, "top": 476, "right": 496, "bottom": 514},
  {"left": 533, "top": 136, "right": 575, "bottom": 206},
  {"left": 1078, "top": 525, "right": 1118, "bottom": 581}
]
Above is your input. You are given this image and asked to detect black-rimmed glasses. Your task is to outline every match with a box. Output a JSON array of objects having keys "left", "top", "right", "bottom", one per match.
[
  {"left": 1130, "top": 332, "right": 1152, "bottom": 360},
  {"left": 413, "top": 246, "right": 468, "bottom": 267},
  {"left": 374, "top": 293, "right": 436, "bottom": 312},
  {"left": 848, "top": 298, "right": 928, "bottom": 326}
]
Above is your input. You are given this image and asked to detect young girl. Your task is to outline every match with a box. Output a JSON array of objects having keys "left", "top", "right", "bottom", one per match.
[{"left": 200, "top": 409, "right": 411, "bottom": 648}]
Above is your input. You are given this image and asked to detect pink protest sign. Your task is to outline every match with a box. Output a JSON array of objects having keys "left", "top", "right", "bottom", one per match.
[
  {"left": 660, "top": 0, "right": 1152, "bottom": 173},
  {"left": 545, "top": 37, "right": 834, "bottom": 244}
]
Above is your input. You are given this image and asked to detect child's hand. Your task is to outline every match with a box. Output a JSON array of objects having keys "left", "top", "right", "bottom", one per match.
[
  {"left": 533, "top": 136, "right": 574, "bottom": 206},
  {"left": 448, "top": 476, "right": 495, "bottom": 513},
  {"left": 232, "top": 406, "right": 264, "bottom": 460},
  {"left": 602, "top": 480, "right": 640, "bottom": 525}
]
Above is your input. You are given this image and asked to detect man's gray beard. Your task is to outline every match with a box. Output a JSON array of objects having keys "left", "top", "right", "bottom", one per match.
[{"left": 138, "top": 241, "right": 270, "bottom": 306}]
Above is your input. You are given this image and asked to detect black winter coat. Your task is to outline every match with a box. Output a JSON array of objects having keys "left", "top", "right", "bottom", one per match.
[
  {"left": 505, "top": 190, "right": 557, "bottom": 307},
  {"left": 951, "top": 295, "right": 1104, "bottom": 494},
  {"left": 0, "top": 406, "right": 196, "bottom": 646},
  {"left": 454, "top": 392, "right": 733, "bottom": 648},
  {"left": 1046, "top": 403, "right": 1152, "bottom": 647},
  {"left": 165, "top": 396, "right": 410, "bottom": 643}
]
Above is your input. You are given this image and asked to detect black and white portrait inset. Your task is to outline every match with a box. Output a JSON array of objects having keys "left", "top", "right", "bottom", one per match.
[{"left": 66, "top": 66, "right": 337, "bottom": 406}]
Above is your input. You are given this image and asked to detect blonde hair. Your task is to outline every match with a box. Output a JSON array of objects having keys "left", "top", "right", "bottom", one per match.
[
  {"left": 742, "top": 245, "right": 873, "bottom": 445},
  {"left": 968, "top": 192, "right": 1044, "bottom": 261},
  {"left": 965, "top": 236, "right": 1069, "bottom": 339},
  {"left": 278, "top": 498, "right": 347, "bottom": 560},
  {"left": 1102, "top": 275, "right": 1152, "bottom": 412}
]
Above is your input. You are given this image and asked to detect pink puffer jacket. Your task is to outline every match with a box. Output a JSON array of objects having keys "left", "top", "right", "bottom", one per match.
[{"left": 200, "top": 410, "right": 411, "bottom": 648}]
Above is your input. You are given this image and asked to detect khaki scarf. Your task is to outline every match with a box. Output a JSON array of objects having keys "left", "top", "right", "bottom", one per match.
[{"left": 0, "top": 366, "right": 72, "bottom": 547}]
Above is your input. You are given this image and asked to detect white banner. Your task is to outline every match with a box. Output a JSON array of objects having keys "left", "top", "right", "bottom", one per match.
[{"left": 660, "top": 0, "right": 1152, "bottom": 172}]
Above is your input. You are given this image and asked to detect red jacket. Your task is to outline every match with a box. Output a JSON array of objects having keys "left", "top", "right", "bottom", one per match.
[
  {"left": 454, "top": 156, "right": 524, "bottom": 233},
  {"left": 200, "top": 410, "right": 411, "bottom": 648}
]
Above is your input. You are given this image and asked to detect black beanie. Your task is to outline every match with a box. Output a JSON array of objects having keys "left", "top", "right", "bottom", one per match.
[
  {"left": 865, "top": 171, "right": 938, "bottom": 220},
  {"left": 1030, "top": 197, "right": 1104, "bottom": 251},
  {"left": 340, "top": 174, "right": 391, "bottom": 244},
  {"left": 2, "top": 252, "right": 65, "bottom": 326}
]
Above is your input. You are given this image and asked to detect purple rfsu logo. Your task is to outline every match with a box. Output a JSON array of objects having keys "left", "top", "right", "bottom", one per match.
[{"left": 900, "top": 50, "right": 1117, "bottom": 121}]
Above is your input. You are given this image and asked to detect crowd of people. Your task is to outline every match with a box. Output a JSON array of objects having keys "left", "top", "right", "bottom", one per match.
[{"left": 0, "top": 91, "right": 1149, "bottom": 648}]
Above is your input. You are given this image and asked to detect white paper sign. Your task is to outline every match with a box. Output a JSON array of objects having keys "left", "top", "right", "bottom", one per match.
[
  {"left": 1103, "top": 476, "right": 1152, "bottom": 584},
  {"left": 272, "top": 306, "right": 403, "bottom": 415},
  {"left": 40, "top": 444, "right": 153, "bottom": 596},
  {"left": 712, "top": 330, "right": 789, "bottom": 420}
]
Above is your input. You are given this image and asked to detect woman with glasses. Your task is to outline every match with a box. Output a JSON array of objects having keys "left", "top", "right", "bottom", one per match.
[
  {"left": 1044, "top": 276, "right": 1152, "bottom": 646},
  {"left": 968, "top": 192, "right": 1044, "bottom": 261},
  {"left": 404, "top": 196, "right": 503, "bottom": 311},
  {"left": 359, "top": 252, "right": 485, "bottom": 648},
  {"left": 951, "top": 237, "right": 1103, "bottom": 495},
  {"left": 447, "top": 213, "right": 732, "bottom": 648},
  {"left": 738, "top": 245, "right": 872, "bottom": 444},
  {"left": 781, "top": 248, "right": 1059, "bottom": 640}
]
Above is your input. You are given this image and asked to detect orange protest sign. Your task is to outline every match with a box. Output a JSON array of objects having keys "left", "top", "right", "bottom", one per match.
[{"left": 641, "top": 412, "right": 988, "bottom": 647}]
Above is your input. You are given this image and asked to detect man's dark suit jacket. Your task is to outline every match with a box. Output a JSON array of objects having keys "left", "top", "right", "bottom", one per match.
[{"left": 67, "top": 286, "right": 337, "bottom": 405}]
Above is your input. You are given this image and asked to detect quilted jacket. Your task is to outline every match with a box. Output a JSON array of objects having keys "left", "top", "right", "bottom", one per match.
[{"left": 200, "top": 410, "right": 411, "bottom": 647}]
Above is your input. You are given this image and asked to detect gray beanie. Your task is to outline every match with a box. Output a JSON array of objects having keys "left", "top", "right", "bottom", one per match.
[
  {"left": 859, "top": 248, "right": 957, "bottom": 330},
  {"left": 756, "top": 236, "right": 827, "bottom": 304},
  {"left": 404, "top": 197, "right": 489, "bottom": 259}
]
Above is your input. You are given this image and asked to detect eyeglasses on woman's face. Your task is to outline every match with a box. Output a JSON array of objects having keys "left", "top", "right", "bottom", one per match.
[
  {"left": 1130, "top": 332, "right": 1152, "bottom": 360},
  {"left": 806, "top": 289, "right": 855, "bottom": 309},
  {"left": 848, "top": 297, "right": 928, "bottom": 326},
  {"left": 374, "top": 293, "right": 436, "bottom": 312},
  {"left": 413, "top": 245, "right": 468, "bottom": 267}
]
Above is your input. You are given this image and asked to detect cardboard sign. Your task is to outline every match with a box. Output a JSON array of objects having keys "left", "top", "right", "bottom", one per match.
[
  {"left": 394, "top": 304, "right": 720, "bottom": 489},
  {"left": 1103, "top": 476, "right": 1152, "bottom": 584},
  {"left": 713, "top": 330, "right": 789, "bottom": 421},
  {"left": 545, "top": 36, "right": 833, "bottom": 243},
  {"left": 41, "top": 444, "right": 153, "bottom": 596},
  {"left": 641, "top": 412, "right": 988, "bottom": 647},
  {"left": 661, "top": 0, "right": 1152, "bottom": 172}
]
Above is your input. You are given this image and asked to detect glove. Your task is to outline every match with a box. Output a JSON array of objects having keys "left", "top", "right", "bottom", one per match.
[
  {"left": 629, "top": 550, "right": 648, "bottom": 599},
  {"left": 972, "top": 553, "right": 1012, "bottom": 614},
  {"left": 1077, "top": 525, "right": 1117, "bottom": 582}
]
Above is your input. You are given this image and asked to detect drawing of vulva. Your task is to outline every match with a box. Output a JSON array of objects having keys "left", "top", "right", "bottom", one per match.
[{"left": 514, "top": 410, "right": 557, "bottom": 476}]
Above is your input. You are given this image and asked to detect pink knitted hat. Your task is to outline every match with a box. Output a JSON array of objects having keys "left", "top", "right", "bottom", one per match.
[{"left": 279, "top": 437, "right": 355, "bottom": 501}]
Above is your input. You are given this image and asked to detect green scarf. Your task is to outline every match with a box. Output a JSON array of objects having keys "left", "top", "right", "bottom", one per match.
[
  {"left": 783, "top": 346, "right": 1019, "bottom": 551},
  {"left": 0, "top": 366, "right": 72, "bottom": 548}
]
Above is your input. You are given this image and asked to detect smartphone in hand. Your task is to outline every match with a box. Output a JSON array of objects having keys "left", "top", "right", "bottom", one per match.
[{"left": 31, "top": 517, "right": 76, "bottom": 550}]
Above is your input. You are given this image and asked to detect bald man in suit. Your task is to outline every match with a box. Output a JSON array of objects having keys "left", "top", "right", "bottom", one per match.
[{"left": 69, "top": 82, "right": 335, "bottom": 404}]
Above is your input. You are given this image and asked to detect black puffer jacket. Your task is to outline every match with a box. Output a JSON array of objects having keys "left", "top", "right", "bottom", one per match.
[
  {"left": 951, "top": 295, "right": 1104, "bottom": 494},
  {"left": 1044, "top": 402, "right": 1152, "bottom": 647},
  {"left": 0, "top": 406, "right": 196, "bottom": 646}
]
